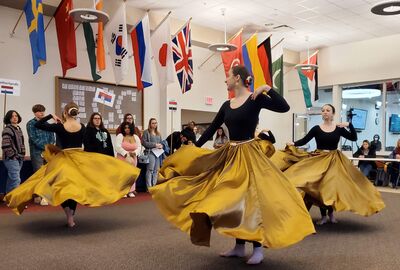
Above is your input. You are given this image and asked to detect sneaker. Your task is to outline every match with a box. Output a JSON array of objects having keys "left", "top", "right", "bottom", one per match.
[
  {"left": 40, "top": 198, "right": 49, "bottom": 206},
  {"left": 316, "top": 216, "right": 329, "bottom": 225},
  {"left": 127, "top": 192, "right": 136, "bottom": 198}
]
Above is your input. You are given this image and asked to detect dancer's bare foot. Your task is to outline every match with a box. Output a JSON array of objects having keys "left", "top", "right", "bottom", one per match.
[
  {"left": 220, "top": 244, "right": 245, "bottom": 258},
  {"left": 316, "top": 216, "right": 329, "bottom": 225},
  {"left": 64, "top": 207, "right": 76, "bottom": 228},
  {"left": 246, "top": 247, "right": 264, "bottom": 265},
  {"left": 328, "top": 213, "right": 338, "bottom": 224}
]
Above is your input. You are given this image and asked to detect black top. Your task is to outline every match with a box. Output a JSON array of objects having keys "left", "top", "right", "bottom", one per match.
[
  {"left": 353, "top": 146, "right": 377, "bottom": 168},
  {"left": 83, "top": 126, "right": 114, "bottom": 156},
  {"left": 294, "top": 124, "right": 357, "bottom": 150},
  {"left": 195, "top": 89, "right": 290, "bottom": 147},
  {"left": 370, "top": 140, "right": 382, "bottom": 151},
  {"left": 35, "top": 114, "right": 85, "bottom": 149}
]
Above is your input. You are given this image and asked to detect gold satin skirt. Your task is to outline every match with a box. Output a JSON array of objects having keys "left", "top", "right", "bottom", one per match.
[
  {"left": 149, "top": 139, "right": 315, "bottom": 248},
  {"left": 4, "top": 145, "right": 140, "bottom": 215},
  {"left": 272, "top": 146, "right": 385, "bottom": 216}
]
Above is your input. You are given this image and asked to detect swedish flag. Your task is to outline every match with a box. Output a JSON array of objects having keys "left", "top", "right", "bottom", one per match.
[{"left": 24, "top": 0, "right": 46, "bottom": 74}]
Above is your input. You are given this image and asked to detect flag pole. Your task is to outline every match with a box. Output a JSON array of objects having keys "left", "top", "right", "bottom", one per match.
[
  {"left": 10, "top": 11, "right": 24, "bottom": 38},
  {"left": 272, "top": 37, "right": 284, "bottom": 50},
  {"left": 173, "top": 17, "right": 192, "bottom": 36},
  {"left": 198, "top": 28, "right": 243, "bottom": 70},
  {"left": 44, "top": 17, "right": 54, "bottom": 32},
  {"left": 151, "top": 11, "right": 172, "bottom": 36},
  {"left": 2, "top": 92, "right": 7, "bottom": 128}
]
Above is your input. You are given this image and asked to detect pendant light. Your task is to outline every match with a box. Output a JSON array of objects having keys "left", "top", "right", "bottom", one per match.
[
  {"left": 295, "top": 36, "right": 318, "bottom": 71},
  {"left": 69, "top": 0, "right": 109, "bottom": 24},
  {"left": 208, "top": 8, "right": 237, "bottom": 52},
  {"left": 371, "top": 1, "right": 400, "bottom": 15}
]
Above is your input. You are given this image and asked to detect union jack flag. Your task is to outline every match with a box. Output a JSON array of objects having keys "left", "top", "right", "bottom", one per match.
[{"left": 172, "top": 21, "right": 193, "bottom": 93}]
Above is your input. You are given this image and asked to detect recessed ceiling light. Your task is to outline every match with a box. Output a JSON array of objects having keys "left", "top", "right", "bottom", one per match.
[
  {"left": 342, "top": 89, "right": 381, "bottom": 99},
  {"left": 371, "top": 1, "right": 400, "bottom": 15}
]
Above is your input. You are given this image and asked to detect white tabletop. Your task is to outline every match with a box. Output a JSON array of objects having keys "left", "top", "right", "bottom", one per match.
[{"left": 348, "top": 157, "right": 400, "bottom": 162}]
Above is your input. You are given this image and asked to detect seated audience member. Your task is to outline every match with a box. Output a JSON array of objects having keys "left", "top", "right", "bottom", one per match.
[
  {"left": 213, "top": 127, "right": 229, "bottom": 149},
  {"left": 83, "top": 113, "right": 114, "bottom": 156},
  {"left": 370, "top": 134, "right": 382, "bottom": 151},
  {"left": 353, "top": 140, "right": 377, "bottom": 178},
  {"left": 387, "top": 139, "right": 400, "bottom": 187}
]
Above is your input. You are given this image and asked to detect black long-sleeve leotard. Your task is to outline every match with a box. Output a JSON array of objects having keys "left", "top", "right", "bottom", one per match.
[
  {"left": 195, "top": 89, "right": 289, "bottom": 147},
  {"left": 35, "top": 114, "right": 85, "bottom": 149},
  {"left": 294, "top": 124, "right": 357, "bottom": 150}
]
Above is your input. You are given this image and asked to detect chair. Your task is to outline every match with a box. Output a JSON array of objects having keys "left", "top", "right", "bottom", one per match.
[{"left": 374, "top": 161, "right": 389, "bottom": 186}]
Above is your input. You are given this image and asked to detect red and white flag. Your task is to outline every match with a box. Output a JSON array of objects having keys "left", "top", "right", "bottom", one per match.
[{"left": 151, "top": 17, "right": 175, "bottom": 89}]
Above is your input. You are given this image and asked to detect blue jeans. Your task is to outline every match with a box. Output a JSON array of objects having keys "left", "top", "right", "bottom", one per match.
[
  {"left": 359, "top": 163, "right": 373, "bottom": 177},
  {"left": 146, "top": 152, "right": 160, "bottom": 188},
  {"left": 3, "top": 159, "right": 23, "bottom": 193},
  {"left": 31, "top": 152, "right": 44, "bottom": 173}
]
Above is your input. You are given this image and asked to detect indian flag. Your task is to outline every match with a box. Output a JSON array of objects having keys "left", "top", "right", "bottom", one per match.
[{"left": 297, "top": 51, "right": 318, "bottom": 108}]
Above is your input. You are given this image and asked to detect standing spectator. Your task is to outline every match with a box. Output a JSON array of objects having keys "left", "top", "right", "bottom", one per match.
[
  {"left": 2, "top": 110, "right": 25, "bottom": 194},
  {"left": 213, "top": 127, "right": 229, "bottom": 149},
  {"left": 370, "top": 134, "right": 382, "bottom": 151},
  {"left": 193, "top": 126, "right": 201, "bottom": 141},
  {"left": 26, "top": 104, "right": 55, "bottom": 206},
  {"left": 142, "top": 118, "right": 163, "bottom": 188},
  {"left": 115, "top": 122, "right": 141, "bottom": 197},
  {"left": 183, "top": 120, "right": 196, "bottom": 144},
  {"left": 353, "top": 140, "right": 376, "bottom": 178},
  {"left": 116, "top": 113, "right": 142, "bottom": 139},
  {"left": 84, "top": 113, "right": 114, "bottom": 156}
]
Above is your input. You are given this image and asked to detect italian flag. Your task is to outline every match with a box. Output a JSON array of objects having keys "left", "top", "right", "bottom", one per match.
[{"left": 298, "top": 51, "right": 318, "bottom": 108}]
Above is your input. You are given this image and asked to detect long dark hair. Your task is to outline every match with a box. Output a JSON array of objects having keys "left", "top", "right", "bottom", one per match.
[
  {"left": 120, "top": 121, "right": 135, "bottom": 136},
  {"left": 3, "top": 110, "right": 22, "bottom": 125},
  {"left": 87, "top": 112, "right": 105, "bottom": 130},
  {"left": 215, "top": 127, "right": 226, "bottom": 139}
]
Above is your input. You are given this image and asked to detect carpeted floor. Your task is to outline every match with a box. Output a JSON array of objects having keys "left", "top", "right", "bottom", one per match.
[{"left": 0, "top": 192, "right": 399, "bottom": 270}]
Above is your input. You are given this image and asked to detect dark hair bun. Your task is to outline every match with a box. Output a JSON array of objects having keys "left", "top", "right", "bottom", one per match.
[{"left": 68, "top": 107, "right": 79, "bottom": 117}]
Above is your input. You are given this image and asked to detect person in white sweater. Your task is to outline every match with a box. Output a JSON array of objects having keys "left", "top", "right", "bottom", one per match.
[{"left": 115, "top": 122, "right": 142, "bottom": 197}]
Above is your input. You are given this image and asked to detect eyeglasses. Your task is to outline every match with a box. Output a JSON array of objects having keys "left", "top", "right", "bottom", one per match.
[
  {"left": 126, "top": 117, "right": 133, "bottom": 120},
  {"left": 93, "top": 117, "right": 101, "bottom": 120}
]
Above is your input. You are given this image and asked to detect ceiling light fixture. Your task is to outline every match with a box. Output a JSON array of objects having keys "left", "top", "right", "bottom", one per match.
[
  {"left": 371, "top": 1, "right": 400, "bottom": 15},
  {"left": 342, "top": 89, "right": 382, "bottom": 99},
  {"left": 208, "top": 8, "right": 237, "bottom": 52},
  {"left": 295, "top": 36, "right": 318, "bottom": 71},
  {"left": 69, "top": 0, "right": 109, "bottom": 24}
]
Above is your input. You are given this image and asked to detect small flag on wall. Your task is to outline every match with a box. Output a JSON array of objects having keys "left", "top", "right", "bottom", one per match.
[
  {"left": 0, "top": 79, "right": 21, "bottom": 96},
  {"left": 94, "top": 88, "right": 115, "bottom": 107}
]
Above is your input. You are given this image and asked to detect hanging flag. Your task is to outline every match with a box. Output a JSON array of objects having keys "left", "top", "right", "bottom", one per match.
[
  {"left": 83, "top": 22, "right": 101, "bottom": 81},
  {"left": 130, "top": 14, "right": 152, "bottom": 90},
  {"left": 95, "top": 0, "right": 105, "bottom": 71},
  {"left": 298, "top": 51, "right": 318, "bottom": 108},
  {"left": 93, "top": 88, "right": 115, "bottom": 107},
  {"left": 151, "top": 17, "right": 175, "bottom": 90},
  {"left": 271, "top": 39, "right": 284, "bottom": 96},
  {"left": 220, "top": 29, "right": 243, "bottom": 99},
  {"left": 242, "top": 34, "right": 266, "bottom": 92},
  {"left": 54, "top": 0, "right": 77, "bottom": 77},
  {"left": 24, "top": 0, "right": 46, "bottom": 74},
  {"left": 257, "top": 36, "right": 272, "bottom": 87},
  {"left": 105, "top": 2, "right": 129, "bottom": 84},
  {"left": 172, "top": 20, "right": 193, "bottom": 94}
]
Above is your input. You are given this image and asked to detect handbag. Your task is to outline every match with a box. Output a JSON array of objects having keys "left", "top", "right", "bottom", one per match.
[{"left": 138, "top": 149, "right": 150, "bottom": 164}]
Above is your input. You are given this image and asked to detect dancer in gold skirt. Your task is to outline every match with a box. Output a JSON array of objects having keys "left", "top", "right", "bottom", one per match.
[
  {"left": 4, "top": 102, "right": 140, "bottom": 227},
  {"left": 285, "top": 104, "right": 385, "bottom": 225},
  {"left": 150, "top": 66, "right": 315, "bottom": 265}
]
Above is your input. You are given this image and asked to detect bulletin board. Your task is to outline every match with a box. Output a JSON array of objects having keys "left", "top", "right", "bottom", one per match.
[{"left": 55, "top": 77, "right": 143, "bottom": 132}]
